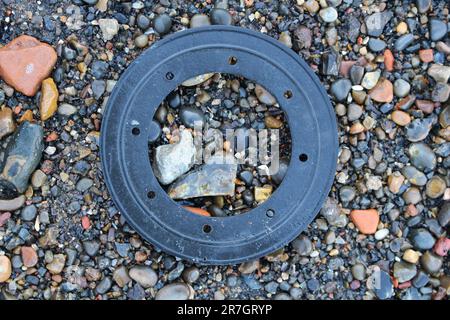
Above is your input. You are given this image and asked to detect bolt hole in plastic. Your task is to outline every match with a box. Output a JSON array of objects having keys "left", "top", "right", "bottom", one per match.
[
  {"left": 100, "top": 26, "right": 338, "bottom": 264},
  {"left": 147, "top": 191, "right": 156, "bottom": 199},
  {"left": 203, "top": 224, "right": 212, "bottom": 233},
  {"left": 165, "top": 72, "right": 174, "bottom": 80},
  {"left": 132, "top": 127, "right": 140, "bottom": 135},
  {"left": 284, "top": 90, "right": 293, "bottom": 99},
  {"left": 228, "top": 56, "right": 238, "bottom": 65}
]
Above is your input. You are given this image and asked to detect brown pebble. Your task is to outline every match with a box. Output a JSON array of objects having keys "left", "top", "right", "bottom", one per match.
[
  {"left": 265, "top": 116, "right": 283, "bottom": 129},
  {"left": 0, "top": 255, "right": 12, "bottom": 283},
  {"left": 369, "top": 78, "right": 393, "bottom": 103},
  {"left": 419, "top": 49, "right": 434, "bottom": 63},
  {"left": 0, "top": 106, "right": 16, "bottom": 139},
  {"left": 21, "top": 246, "right": 38, "bottom": 268},
  {"left": 391, "top": 110, "right": 411, "bottom": 126},
  {"left": 39, "top": 78, "right": 58, "bottom": 121}
]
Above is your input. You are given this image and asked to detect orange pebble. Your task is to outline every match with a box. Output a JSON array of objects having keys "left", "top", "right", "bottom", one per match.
[
  {"left": 183, "top": 206, "right": 211, "bottom": 217},
  {"left": 384, "top": 49, "right": 394, "bottom": 72}
]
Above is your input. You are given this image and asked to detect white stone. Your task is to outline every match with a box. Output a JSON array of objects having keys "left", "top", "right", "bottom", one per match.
[
  {"left": 98, "top": 18, "right": 119, "bottom": 41},
  {"left": 375, "top": 228, "right": 389, "bottom": 240},
  {"left": 153, "top": 130, "right": 195, "bottom": 185}
]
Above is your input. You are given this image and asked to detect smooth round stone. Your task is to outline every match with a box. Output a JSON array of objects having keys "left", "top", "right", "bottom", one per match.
[
  {"left": 391, "top": 110, "right": 411, "bottom": 126},
  {"left": 76, "top": 178, "right": 93, "bottom": 192},
  {"left": 190, "top": 14, "right": 211, "bottom": 28},
  {"left": 395, "top": 34, "right": 414, "bottom": 51},
  {"left": 95, "top": 277, "right": 112, "bottom": 294},
  {"left": 409, "top": 228, "right": 436, "bottom": 250},
  {"left": 271, "top": 158, "right": 289, "bottom": 184},
  {"left": 210, "top": 8, "right": 232, "bottom": 25},
  {"left": 134, "top": 34, "right": 148, "bottom": 48},
  {"left": 83, "top": 240, "right": 100, "bottom": 256},
  {"left": 31, "top": 170, "right": 47, "bottom": 188},
  {"left": 238, "top": 170, "right": 253, "bottom": 186},
  {"left": 350, "top": 65, "right": 365, "bottom": 85},
  {"left": 402, "top": 166, "right": 427, "bottom": 186},
  {"left": 58, "top": 103, "right": 77, "bottom": 116},
  {"left": 339, "top": 186, "right": 356, "bottom": 202},
  {"left": 325, "top": 230, "right": 336, "bottom": 244},
  {"left": 374, "top": 270, "right": 393, "bottom": 299},
  {"left": 403, "top": 187, "right": 422, "bottom": 204},
  {"left": 425, "top": 175, "right": 446, "bottom": 199},
  {"left": 420, "top": 251, "right": 442, "bottom": 274},
  {"left": 136, "top": 14, "right": 150, "bottom": 30},
  {"left": 182, "top": 267, "right": 200, "bottom": 284},
  {"left": 21, "top": 205, "right": 37, "bottom": 221},
  {"left": 279, "top": 32, "right": 292, "bottom": 48},
  {"left": 167, "top": 91, "right": 181, "bottom": 109},
  {"left": 319, "top": 7, "right": 338, "bottom": 23},
  {"left": 368, "top": 38, "right": 386, "bottom": 52},
  {"left": 291, "top": 235, "right": 312, "bottom": 256},
  {"left": 406, "top": 118, "right": 433, "bottom": 142},
  {"left": 156, "top": 283, "right": 190, "bottom": 300},
  {"left": 0, "top": 256, "right": 12, "bottom": 282},
  {"left": 254, "top": 84, "right": 276, "bottom": 105},
  {"left": 242, "top": 190, "right": 254, "bottom": 205},
  {"left": 375, "top": 228, "right": 389, "bottom": 240},
  {"left": 438, "top": 202, "right": 450, "bottom": 227},
  {"left": 148, "top": 120, "right": 161, "bottom": 142},
  {"left": 439, "top": 106, "right": 450, "bottom": 127},
  {"left": 351, "top": 263, "right": 366, "bottom": 280},
  {"left": 403, "top": 249, "right": 420, "bottom": 264},
  {"left": 155, "top": 105, "right": 168, "bottom": 124},
  {"left": 179, "top": 106, "right": 205, "bottom": 128},
  {"left": 393, "top": 79, "right": 411, "bottom": 98},
  {"left": 207, "top": 204, "right": 227, "bottom": 217},
  {"left": 82, "top": 0, "right": 98, "bottom": 5},
  {"left": 429, "top": 18, "right": 447, "bottom": 41},
  {"left": 408, "top": 143, "right": 436, "bottom": 171},
  {"left": 182, "top": 73, "right": 214, "bottom": 87},
  {"left": 153, "top": 14, "right": 172, "bottom": 35},
  {"left": 331, "top": 78, "right": 352, "bottom": 102},
  {"left": 129, "top": 266, "right": 158, "bottom": 288},
  {"left": 393, "top": 261, "right": 417, "bottom": 283},
  {"left": 416, "top": 0, "right": 431, "bottom": 13},
  {"left": 347, "top": 104, "right": 363, "bottom": 121},
  {"left": 412, "top": 271, "right": 429, "bottom": 288},
  {"left": 361, "top": 70, "right": 381, "bottom": 90}
]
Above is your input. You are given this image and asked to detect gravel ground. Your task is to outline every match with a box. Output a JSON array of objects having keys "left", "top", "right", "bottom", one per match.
[{"left": 0, "top": 0, "right": 449, "bottom": 300}]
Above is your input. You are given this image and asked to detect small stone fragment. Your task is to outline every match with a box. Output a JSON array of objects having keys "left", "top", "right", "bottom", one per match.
[
  {"left": 153, "top": 130, "right": 195, "bottom": 185},
  {"left": 155, "top": 283, "right": 190, "bottom": 300},
  {"left": 254, "top": 84, "right": 276, "bottom": 105},
  {"left": 168, "top": 155, "right": 237, "bottom": 199},
  {"left": 98, "top": 19, "right": 119, "bottom": 41},
  {"left": 0, "top": 122, "right": 44, "bottom": 197},
  {"left": 129, "top": 266, "right": 158, "bottom": 288},
  {"left": 0, "top": 106, "right": 16, "bottom": 140},
  {"left": 39, "top": 78, "right": 58, "bottom": 121},
  {"left": 21, "top": 246, "right": 38, "bottom": 267},
  {"left": 0, "top": 256, "right": 12, "bottom": 283},
  {"left": 182, "top": 73, "right": 214, "bottom": 87},
  {"left": 369, "top": 78, "right": 393, "bottom": 103},
  {"left": 350, "top": 209, "right": 379, "bottom": 234},
  {"left": 254, "top": 185, "right": 273, "bottom": 203}
]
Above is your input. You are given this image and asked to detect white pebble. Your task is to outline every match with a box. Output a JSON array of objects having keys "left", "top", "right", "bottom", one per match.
[
  {"left": 375, "top": 228, "right": 389, "bottom": 240},
  {"left": 45, "top": 146, "right": 56, "bottom": 155}
]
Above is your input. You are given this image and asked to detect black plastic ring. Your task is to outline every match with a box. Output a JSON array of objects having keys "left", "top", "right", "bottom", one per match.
[{"left": 100, "top": 26, "right": 338, "bottom": 265}]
